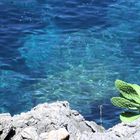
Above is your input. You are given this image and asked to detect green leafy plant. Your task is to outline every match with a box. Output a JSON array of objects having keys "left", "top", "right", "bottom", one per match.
[{"left": 111, "top": 80, "right": 140, "bottom": 123}]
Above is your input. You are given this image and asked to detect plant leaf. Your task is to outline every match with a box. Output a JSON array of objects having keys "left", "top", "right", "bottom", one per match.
[
  {"left": 120, "top": 112, "right": 140, "bottom": 123},
  {"left": 111, "top": 97, "right": 140, "bottom": 110},
  {"left": 115, "top": 80, "right": 140, "bottom": 104},
  {"left": 115, "top": 80, "right": 134, "bottom": 95},
  {"left": 131, "top": 84, "right": 140, "bottom": 96}
]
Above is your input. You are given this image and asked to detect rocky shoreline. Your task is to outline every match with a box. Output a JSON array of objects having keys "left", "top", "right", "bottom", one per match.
[{"left": 0, "top": 101, "right": 140, "bottom": 140}]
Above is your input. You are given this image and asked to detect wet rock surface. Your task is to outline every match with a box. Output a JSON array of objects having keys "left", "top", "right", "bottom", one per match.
[{"left": 0, "top": 101, "right": 139, "bottom": 140}]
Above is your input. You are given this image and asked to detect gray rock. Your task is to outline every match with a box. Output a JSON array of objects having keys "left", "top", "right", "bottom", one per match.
[
  {"left": 0, "top": 113, "right": 13, "bottom": 140},
  {"left": 8, "top": 101, "right": 103, "bottom": 140},
  {"left": 13, "top": 130, "right": 40, "bottom": 140},
  {"left": 40, "top": 128, "right": 69, "bottom": 140},
  {"left": 79, "top": 118, "right": 140, "bottom": 140},
  {"left": 0, "top": 101, "right": 140, "bottom": 140},
  {"left": 14, "top": 126, "right": 40, "bottom": 140},
  {"left": 13, "top": 102, "right": 102, "bottom": 139}
]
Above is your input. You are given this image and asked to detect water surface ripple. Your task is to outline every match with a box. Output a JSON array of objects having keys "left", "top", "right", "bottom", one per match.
[{"left": 0, "top": 0, "right": 140, "bottom": 128}]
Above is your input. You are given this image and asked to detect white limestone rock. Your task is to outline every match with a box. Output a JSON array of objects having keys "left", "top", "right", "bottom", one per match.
[
  {"left": 13, "top": 126, "right": 41, "bottom": 140},
  {"left": 0, "top": 113, "right": 12, "bottom": 140},
  {"left": 3, "top": 101, "right": 140, "bottom": 140},
  {"left": 40, "top": 128, "right": 69, "bottom": 140}
]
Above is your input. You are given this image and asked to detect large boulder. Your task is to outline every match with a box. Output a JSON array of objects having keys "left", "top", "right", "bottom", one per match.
[{"left": 2, "top": 101, "right": 103, "bottom": 140}]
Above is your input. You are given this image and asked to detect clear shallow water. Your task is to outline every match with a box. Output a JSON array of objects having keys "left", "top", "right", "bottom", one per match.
[{"left": 0, "top": 0, "right": 140, "bottom": 128}]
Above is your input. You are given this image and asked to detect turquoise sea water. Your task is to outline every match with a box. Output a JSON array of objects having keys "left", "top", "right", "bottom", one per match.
[{"left": 0, "top": 0, "right": 140, "bottom": 128}]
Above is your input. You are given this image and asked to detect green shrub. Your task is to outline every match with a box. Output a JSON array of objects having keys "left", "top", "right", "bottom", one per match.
[{"left": 111, "top": 80, "right": 140, "bottom": 123}]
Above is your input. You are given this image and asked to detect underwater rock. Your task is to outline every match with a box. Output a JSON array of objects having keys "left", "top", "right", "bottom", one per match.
[{"left": 0, "top": 101, "right": 140, "bottom": 140}]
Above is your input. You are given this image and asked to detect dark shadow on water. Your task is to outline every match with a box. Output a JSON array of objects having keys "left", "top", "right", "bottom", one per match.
[
  {"left": 52, "top": 0, "right": 116, "bottom": 31},
  {"left": 0, "top": 2, "right": 48, "bottom": 75}
]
